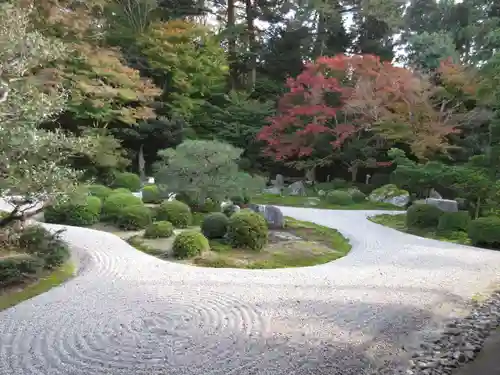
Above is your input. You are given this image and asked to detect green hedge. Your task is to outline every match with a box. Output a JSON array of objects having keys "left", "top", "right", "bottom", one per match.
[
  {"left": 87, "top": 184, "right": 113, "bottom": 200},
  {"left": 227, "top": 211, "right": 268, "bottom": 251},
  {"left": 172, "top": 231, "right": 209, "bottom": 259},
  {"left": 406, "top": 204, "right": 443, "bottom": 229},
  {"left": 101, "top": 193, "right": 143, "bottom": 222},
  {"left": 0, "top": 255, "right": 44, "bottom": 287},
  {"left": 113, "top": 188, "right": 132, "bottom": 194},
  {"left": 350, "top": 190, "right": 366, "bottom": 203},
  {"left": 201, "top": 212, "right": 229, "bottom": 239},
  {"left": 44, "top": 196, "right": 102, "bottom": 226},
  {"left": 142, "top": 185, "right": 161, "bottom": 204},
  {"left": 144, "top": 221, "right": 174, "bottom": 238},
  {"left": 18, "top": 225, "right": 69, "bottom": 269},
  {"left": 111, "top": 172, "right": 141, "bottom": 191},
  {"left": 116, "top": 205, "right": 152, "bottom": 230},
  {"left": 468, "top": 217, "right": 500, "bottom": 248},
  {"left": 438, "top": 211, "right": 470, "bottom": 232},
  {"left": 325, "top": 190, "right": 353, "bottom": 205},
  {"left": 156, "top": 200, "right": 192, "bottom": 228}
]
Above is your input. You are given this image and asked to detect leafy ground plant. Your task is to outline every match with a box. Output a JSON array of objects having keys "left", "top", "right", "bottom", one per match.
[{"left": 369, "top": 214, "right": 471, "bottom": 245}]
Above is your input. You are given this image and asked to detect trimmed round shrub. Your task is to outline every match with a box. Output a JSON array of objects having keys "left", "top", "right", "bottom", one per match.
[
  {"left": 438, "top": 211, "right": 470, "bottom": 232},
  {"left": 468, "top": 217, "right": 500, "bottom": 248},
  {"left": 144, "top": 221, "right": 174, "bottom": 238},
  {"left": 113, "top": 188, "right": 132, "bottom": 194},
  {"left": 0, "top": 254, "right": 44, "bottom": 287},
  {"left": 200, "top": 198, "right": 218, "bottom": 213},
  {"left": 18, "top": 225, "right": 69, "bottom": 269},
  {"left": 116, "top": 205, "right": 152, "bottom": 230},
  {"left": 326, "top": 190, "right": 353, "bottom": 205},
  {"left": 111, "top": 172, "right": 141, "bottom": 191},
  {"left": 87, "top": 184, "right": 113, "bottom": 200},
  {"left": 227, "top": 211, "right": 268, "bottom": 251},
  {"left": 230, "top": 196, "right": 244, "bottom": 206},
  {"left": 156, "top": 200, "right": 192, "bottom": 228},
  {"left": 350, "top": 190, "right": 366, "bottom": 203},
  {"left": 142, "top": 185, "right": 161, "bottom": 204},
  {"left": 44, "top": 196, "right": 102, "bottom": 226},
  {"left": 406, "top": 204, "right": 443, "bottom": 229},
  {"left": 101, "top": 193, "right": 142, "bottom": 222},
  {"left": 172, "top": 231, "right": 209, "bottom": 259},
  {"left": 201, "top": 212, "right": 229, "bottom": 239}
]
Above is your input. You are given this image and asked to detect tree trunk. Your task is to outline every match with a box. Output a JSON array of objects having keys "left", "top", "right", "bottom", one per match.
[
  {"left": 350, "top": 165, "right": 358, "bottom": 182},
  {"left": 312, "top": 6, "right": 327, "bottom": 58},
  {"left": 138, "top": 144, "right": 146, "bottom": 182},
  {"left": 227, "top": 0, "right": 238, "bottom": 90},
  {"left": 475, "top": 196, "right": 481, "bottom": 219},
  {"left": 245, "top": 0, "right": 256, "bottom": 89}
]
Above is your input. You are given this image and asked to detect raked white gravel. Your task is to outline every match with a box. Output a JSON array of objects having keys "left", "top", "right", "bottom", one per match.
[{"left": 1, "top": 205, "right": 500, "bottom": 375}]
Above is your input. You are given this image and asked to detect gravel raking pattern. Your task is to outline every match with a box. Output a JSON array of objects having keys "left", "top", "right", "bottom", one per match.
[{"left": 1, "top": 206, "right": 500, "bottom": 375}]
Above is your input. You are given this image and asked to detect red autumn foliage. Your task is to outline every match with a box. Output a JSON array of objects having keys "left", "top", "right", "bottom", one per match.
[{"left": 258, "top": 53, "right": 458, "bottom": 162}]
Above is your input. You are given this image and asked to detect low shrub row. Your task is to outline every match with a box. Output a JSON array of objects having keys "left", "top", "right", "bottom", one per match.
[{"left": 0, "top": 225, "right": 70, "bottom": 287}]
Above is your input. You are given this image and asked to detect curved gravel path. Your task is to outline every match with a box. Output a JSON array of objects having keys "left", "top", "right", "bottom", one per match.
[{"left": 2, "top": 206, "right": 500, "bottom": 375}]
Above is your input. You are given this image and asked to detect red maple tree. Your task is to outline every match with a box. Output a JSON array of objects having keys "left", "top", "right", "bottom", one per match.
[{"left": 257, "top": 54, "right": 458, "bottom": 170}]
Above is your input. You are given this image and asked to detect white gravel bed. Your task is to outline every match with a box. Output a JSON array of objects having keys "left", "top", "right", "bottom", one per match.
[{"left": 1, "top": 205, "right": 500, "bottom": 375}]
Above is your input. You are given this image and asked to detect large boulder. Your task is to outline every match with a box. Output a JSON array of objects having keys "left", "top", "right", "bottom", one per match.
[
  {"left": 263, "top": 205, "right": 285, "bottom": 229},
  {"left": 369, "top": 184, "right": 410, "bottom": 207},
  {"left": 288, "top": 180, "right": 306, "bottom": 196},
  {"left": 425, "top": 198, "right": 458, "bottom": 213}
]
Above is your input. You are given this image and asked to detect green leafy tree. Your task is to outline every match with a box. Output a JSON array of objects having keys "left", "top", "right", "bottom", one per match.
[
  {"left": 154, "top": 140, "right": 265, "bottom": 203},
  {"left": 0, "top": 3, "right": 97, "bottom": 227}
]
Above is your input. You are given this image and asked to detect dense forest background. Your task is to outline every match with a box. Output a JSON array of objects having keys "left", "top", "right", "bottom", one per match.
[{"left": 9, "top": 0, "right": 500, "bottom": 187}]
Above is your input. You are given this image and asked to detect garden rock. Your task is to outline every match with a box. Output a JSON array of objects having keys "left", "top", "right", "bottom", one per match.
[
  {"left": 425, "top": 198, "right": 458, "bottom": 213},
  {"left": 263, "top": 205, "right": 285, "bottom": 229},
  {"left": 131, "top": 191, "right": 142, "bottom": 199},
  {"left": 248, "top": 203, "right": 264, "bottom": 213},
  {"left": 288, "top": 180, "right": 306, "bottom": 196},
  {"left": 429, "top": 188, "right": 443, "bottom": 199},
  {"left": 369, "top": 184, "right": 410, "bottom": 207}
]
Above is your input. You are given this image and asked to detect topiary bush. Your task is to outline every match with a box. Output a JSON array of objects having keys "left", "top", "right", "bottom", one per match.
[
  {"left": 0, "top": 254, "right": 44, "bottom": 287},
  {"left": 88, "top": 184, "right": 113, "bottom": 200},
  {"left": 18, "top": 225, "right": 69, "bottom": 269},
  {"left": 44, "top": 196, "right": 102, "bottom": 226},
  {"left": 227, "top": 211, "right": 268, "bottom": 251},
  {"left": 156, "top": 200, "right": 192, "bottom": 228},
  {"left": 350, "top": 190, "right": 366, "bottom": 203},
  {"left": 406, "top": 204, "right": 443, "bottom": 229},
  {"left": 201, "top": 212, "right": 229, "bottom": 239},
  {"left": 222, "top": 204, "right": 240, "bottom": 217},
  {"left": 142, "top": 185, "right": 161, "bottom": 204},
  {"left": 144, "top": 221, "right": 174, "bottom": 238},
  {"left": 101, "top": 193, "right": 143, "bottom": 222},
  {"left": 113, "top": 188, "right": 132, "bottom": 194},
  {"left": 326, "top": 190, "right": 353, "bottom": 205},
  {"left": 200, "top": 198, "right": 218, "bottom": 213},
  {"left": 111, "top": 172, "right": 141, "bottom": 191},
  {"left": 437, "top": 211, "right": 470, "bottom": 232},
  {"left": 115, "top": 205, "right": 152, "bottom": 230},
  {"left": 468, "top": 217, "right": 500, "bottom": 248},
  {"left": 230, "top": 196, "right": 244, "bottom": 206},
  {"left": 172, "top": 231, "right": 209, "bottom": 259}
]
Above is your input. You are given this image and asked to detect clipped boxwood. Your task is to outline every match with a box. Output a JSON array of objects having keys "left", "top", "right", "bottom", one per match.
[
  {"left": 222, "top": 204, "right": 240, "bottom": 217},
  {"left": 230, "top": 196, "right": 244, "bottom": 206},
  {"left": 44, "top": 196, "right": 102, "bottom": 226},
  {"left": 326, "top": 190, "right": 353, "bottom": 205},
  {"left": 406, "top": 204, "right": 443, "bottom": 229},
  {"left": 201, "top": 212, "right": 229, "bottom": 239},
  {"left": 227, "top": 210, "right": 268, "bottom": 251},
  {"left": 156, "top": 200, "right": 192, "bottom": 228},
  {"left": 0, "top": 254, "right": 44, "bottom": 287},
  {"left": 116, "top": 205, "right": 152, "bottom": 230},
  {"left": 144, "top": 221, "right": 174, "bottom": 239},
  {"left": 142, "top": 185, "right": 161, "bottom": 204},
  {"left": 468, "top": 217, "right": 500, "bottom": 248},
  {"left": 172, "top": 231, "right": 209, "bottom": 259},
  {"left": 113, "top": 188, "right": 132, "bottom": 195},
  {"left": 101, "top": 193, "right": 143, "bottom": 222},
  {"left": 111, "top": 172, "right": 141, "bottom": 191},
  {"left": 438, "top": 211, "right": 470, "bottom": 232},
  {"left": 350, "top": 190, "right": 366, "bottom": 203},
  {"left": 87, "top": 184, "right": 113, "bottom": 200}
]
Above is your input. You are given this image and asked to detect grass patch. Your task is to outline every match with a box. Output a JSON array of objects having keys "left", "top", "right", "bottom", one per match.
[
  {"left": 369, "top": 213, "right": 471, "bottom": 245},
  {"left": 253, "top": 193, "right": 402, "bottom": 210},
  {"left": 0, "top": 261, "right": 75, "bottom": 312}
]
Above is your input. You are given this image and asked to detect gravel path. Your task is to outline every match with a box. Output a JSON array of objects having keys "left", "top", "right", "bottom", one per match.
[{"left": 1, "top": 206, "right": 500, "bottom": 375}]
